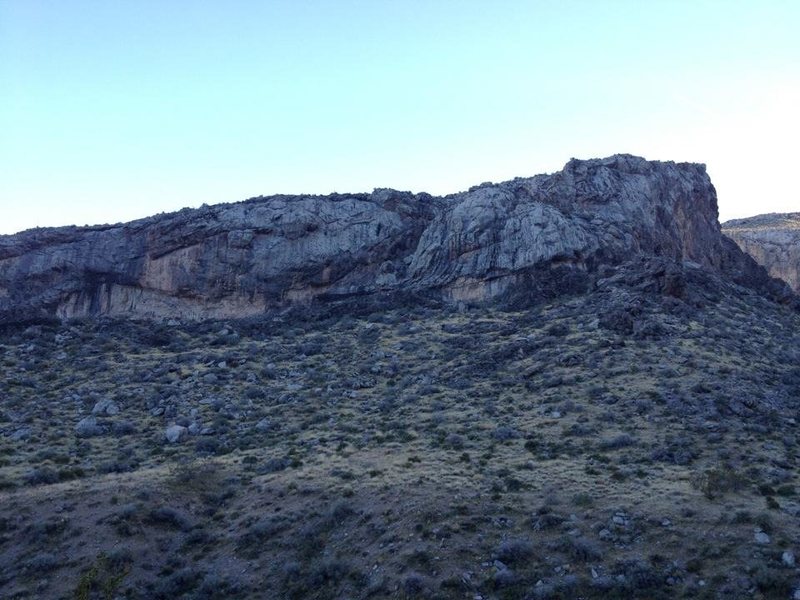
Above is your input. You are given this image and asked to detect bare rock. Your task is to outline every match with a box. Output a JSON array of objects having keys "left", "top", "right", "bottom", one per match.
[
  {"left": 91, "top": 399, "right": 120, "bottom": 416},
  {"left": 165, "top": 425, "right": 188, "bottom": 444},
  {"left": 782, "top": 550, "right": 796, "bottom": 567},
  {"left": 0, "top": 154, "right": 792, "bottom": 324},
  {"left": 723, "top": 213, "right": 800, "bottom": 292},
  {"left": 754, "top": 530, "right": 771, "bottom": 545},
  {"left": 75, "top": 416, "right": 104, "bottom": 438}
]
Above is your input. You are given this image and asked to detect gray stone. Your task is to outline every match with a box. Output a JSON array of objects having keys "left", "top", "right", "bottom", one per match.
[
  {"left": 754, "top": 531, "right": 771, "bottom": 545},
  {"left": 492, "top": 560, "right": 508, "bottom": 571},
  {"left": 92, "top": 399, "right": 120, "bottom": 416},
  {"left": 10, "top": 428, "right": 31, "bottom": 441},
  {"left": 0, "top": 155, "right": 790, "bottom": 323},
  {"left": 782, "top": 550, "right": 795, "bottom": 567},
  {"left": 227, "top": 229, "right": 254, "bottom": 248},
  {"left": 75, "top": 416, "right": 104, "bottom": 438},
  {"left": 165, "top": 425, "right": 188, "bottom": 444}
]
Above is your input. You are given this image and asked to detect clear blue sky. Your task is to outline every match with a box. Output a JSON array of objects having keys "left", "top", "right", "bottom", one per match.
[{"left": 1, "top": 0, "right": 798, "bottom": 234}]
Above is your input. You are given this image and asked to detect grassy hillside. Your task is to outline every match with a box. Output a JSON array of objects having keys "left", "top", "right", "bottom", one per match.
[{"left": 2, "top": 260, "right": 800, "bottom": 599}]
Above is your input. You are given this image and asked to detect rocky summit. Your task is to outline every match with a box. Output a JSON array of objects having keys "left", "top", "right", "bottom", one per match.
[
  {"left": 723, "top": 212, "right": 800, "bottom": 293},
  {"left": 0, "top": 154, "right": 791, "bottom": 324},
  {"left": 3, "top": 156, "right": 800, "bottom": 600}
]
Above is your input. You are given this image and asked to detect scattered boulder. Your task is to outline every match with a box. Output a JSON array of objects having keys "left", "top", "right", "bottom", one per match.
[
  {"left": 75, "top": 416, "right": 104, "bottom": 438},
  {"left": 754, "top": 530, "right": 771, "bottom": 545},
  {"left": 782, "top": 551, "right": 796, "bottom": 567},
  {"left": 10, "top": 428, "right": 31, "bottom": 441},
  {"left": 255, "top": 418, "right": 274, "bottom": 432},
  {"left": 165, "top": 425, "right": 188, "bottom": 444},
  {"left": 92, "top": 399, "right": 120, "bottom": 416}
]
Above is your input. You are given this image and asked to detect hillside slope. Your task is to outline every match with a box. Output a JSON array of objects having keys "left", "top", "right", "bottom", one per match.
[{"left": 2, "top": 257, "right": 800, "bottom": 599}]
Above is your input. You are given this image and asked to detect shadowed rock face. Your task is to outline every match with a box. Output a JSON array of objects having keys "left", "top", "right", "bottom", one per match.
[
  {"left": 0, "top": 154, "right": 791, "bottom": 322},
  {"left": 723, "top": 213, "right": 800, "bottom": 293}
]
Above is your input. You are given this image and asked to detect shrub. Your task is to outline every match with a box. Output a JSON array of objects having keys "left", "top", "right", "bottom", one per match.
[
  {"left": 599, "top": 433, "right": 636, "bottom": 450},
  {"left": 193, "top": 573, "right": 245, "bottom": 599},
  {"left": 151, "top": 567, "right": 203, "bottom": 599},
  {"left": 496, "top": 538, "right": 535, "bottom": 565},
  {"left": 691, "top": 466, "right": 747, "bottom": 499},
  {"left": 492, "top": 426, "right": 520, "bottom": 441},
  {"left": 403, "top": 572, "right": 428, "bottom": 597},
  {"left": 22, "top": 552, "right": 59, "bottom": 574},
  {"left": 559, "top": 535, "right": 601, "bottom": 562},
  {"left": 74, "top": 553, "right": 129, "bottom": 600},
  {"left": 237, "top": 517, "right": 287, "bottom": 558},
  {"left": 572, "top": 492, "right": 594, "bottom": 507},
  {"left": 23, "top": 466, "right": 60, "bottom": 486},
  {"left": 146, "top": 507, "right": 192, "bottom": 531}
]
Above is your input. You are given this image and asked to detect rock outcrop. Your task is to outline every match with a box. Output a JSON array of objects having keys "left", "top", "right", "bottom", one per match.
[
  {"left": 723, "top": 213, "right": 800, "bottom": 293},
  {"left": 0, "top": 154, "right": 792, "bottom": 323}
]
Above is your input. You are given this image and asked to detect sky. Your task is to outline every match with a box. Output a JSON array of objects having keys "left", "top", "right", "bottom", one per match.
[{"left": 1, "top": 0, "right": 798, "bottom": 234}]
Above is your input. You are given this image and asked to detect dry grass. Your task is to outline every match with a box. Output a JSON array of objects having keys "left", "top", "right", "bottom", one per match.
[{"left": 1, "top": 281, "right": 800, "bottom": 598}]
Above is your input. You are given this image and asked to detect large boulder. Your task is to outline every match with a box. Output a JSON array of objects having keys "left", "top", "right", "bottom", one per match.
[{"left": 164, "top": 425, "right": 188, "bottom": 444}]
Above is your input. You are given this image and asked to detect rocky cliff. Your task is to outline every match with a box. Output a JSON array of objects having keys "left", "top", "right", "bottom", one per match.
[
  {"left": 723, "top": 213, "right": 800, "bottom": 293},
  {"left": 0, "top": 154, "right": 791, "bottom": 323}
]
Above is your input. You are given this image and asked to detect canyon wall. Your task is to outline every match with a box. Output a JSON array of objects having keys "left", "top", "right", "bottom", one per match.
[
  {"left": 723, "top": 213, "right": 800, "bottom": 293},
  {"left": 0, "top": 154, "right": 789, "bottom": 322}
]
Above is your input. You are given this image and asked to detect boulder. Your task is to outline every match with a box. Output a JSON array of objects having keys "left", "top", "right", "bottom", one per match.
[
  {"left": 92, "top": 399, "right": 120, "bottom": 416},
  {"left": 165, "top": 424, "right": 188, "bottom": 444},
  {"left": 75, "top": 416, "right": 104, "bottom": 438}
]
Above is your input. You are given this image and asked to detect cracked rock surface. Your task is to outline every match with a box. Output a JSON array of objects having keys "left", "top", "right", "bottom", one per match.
[
  {"left": 0, "top": 154, "right": 791, "bottom": 322},
  {"left": 723, "top": 213, "right": 800, "bottom": 293}
]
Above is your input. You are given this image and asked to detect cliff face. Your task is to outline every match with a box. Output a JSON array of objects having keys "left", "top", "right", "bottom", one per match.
[
  {"left": 0, "top": 154, "right": 790, "bottom": 322},
  {"left": 723, "top": 213, "right": 800, "bottom": 293}
]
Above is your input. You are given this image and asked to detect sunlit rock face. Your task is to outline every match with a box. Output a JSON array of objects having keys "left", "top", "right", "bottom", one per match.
[
  {"left": 0, "top": 154, "right": 791, "bottom": 323},
  {"left": 723, "top": 213, "right": 800, "bottom": 293}
]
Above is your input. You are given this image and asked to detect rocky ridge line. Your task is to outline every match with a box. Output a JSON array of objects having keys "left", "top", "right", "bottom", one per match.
[{"left": 0, "top": 154, "right": 792, "bottom": 323}]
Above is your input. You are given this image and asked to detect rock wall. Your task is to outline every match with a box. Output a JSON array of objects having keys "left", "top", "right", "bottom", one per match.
[
  {"left": 0, "top": 154, "right": 790, "bottom": 323},
  {"left": 723, "top": 213, "right": 800, "bottom": 293}
]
